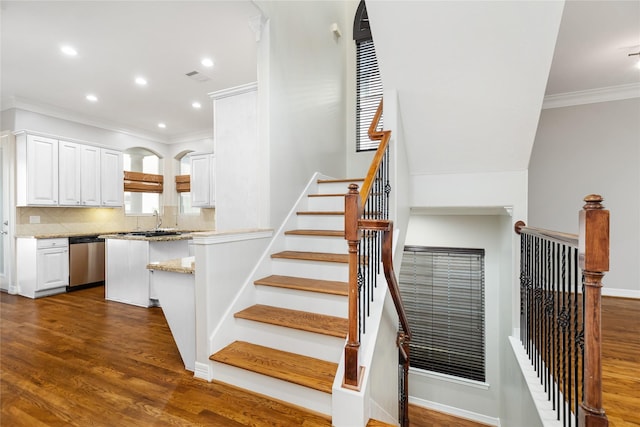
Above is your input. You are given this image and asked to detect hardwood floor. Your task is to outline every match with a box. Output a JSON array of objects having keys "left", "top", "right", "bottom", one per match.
[
  {"left": 1, "top": 287, "right": 637, "bottom": 426},
  {"left": 600, "top": 296, "right": 640, "bottom": 427}
]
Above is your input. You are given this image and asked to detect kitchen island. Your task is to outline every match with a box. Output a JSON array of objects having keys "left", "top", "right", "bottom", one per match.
[{"left": 101, "top": 232, "right": 193, "bottom": 308}]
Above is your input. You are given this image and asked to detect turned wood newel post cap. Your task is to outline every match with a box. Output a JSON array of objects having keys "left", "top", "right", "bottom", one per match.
[
  {"left": 579, "top": 194, "right": 609, "bottom": 273},
  {"left": 348, "top": 183, "right": 360, "bottom": 193},
  {"left": 583, "top": 194, "right": 604, "bottom": 209}
]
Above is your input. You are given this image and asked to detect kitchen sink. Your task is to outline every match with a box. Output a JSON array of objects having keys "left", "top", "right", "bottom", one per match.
[{"left": 126, "top": 230, "right": 182, "bottom": 237}]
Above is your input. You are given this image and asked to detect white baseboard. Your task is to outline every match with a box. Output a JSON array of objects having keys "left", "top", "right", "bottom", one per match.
[
  {"left": 602, "top": 287, "right": 640, "bottom": 299},
  {"left": 408, "top": 396, "right": 501, "bottom": 426},
  {"left": 193, "top": 361, "right": 212, "bottom": 381}
]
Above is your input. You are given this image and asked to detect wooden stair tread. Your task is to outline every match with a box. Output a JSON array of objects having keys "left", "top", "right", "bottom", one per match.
[
  {"left": 317, "top": 178, "right": 364, "bottom": 184},
  {"left": 210, "top": 341, "right": 337, "bottom": 394},
  {"left": 234, "top": 304, "right": 347, "bottom": 338},
  {"left": 284, "top": 229, "right": 344, "bottom": 237},
  {"left": 297, "top": 211, "right": 344, "bottom": 216},
  {"left": 271, "top": 251, "right": 348, "bottom": 264},
  {"left": 255, "top": 275, "right": 348, "bottom": 296},
  {"left": 308, "top": 193, "right": 346, "bottom": 198}
]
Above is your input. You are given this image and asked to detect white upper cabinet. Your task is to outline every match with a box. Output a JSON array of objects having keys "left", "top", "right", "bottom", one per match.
[
  {"left": 17, "top": 134, "right": 59, "bottom": 206},
  {"left": 58, "top": 141, "right": 82, "bottom": 206},
  {"left": 15, "top": 131, "right": 122, "bottom": 207},
  {"left": 100, "top": 148, "right": 123, "bottom": 207},
  {"left": 190, "top": 153, "right": 215, "bottom": 208},
  {"left": 80, "top": 145, "right": 102, "bottom": 206}
]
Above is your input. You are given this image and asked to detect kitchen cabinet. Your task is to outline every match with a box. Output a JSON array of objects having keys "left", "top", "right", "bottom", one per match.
[
  {"left": 100, "top": 148, "right": 123, "bottom": 207},
  {"left": 16, "top": 133, "right": 59, "bottom": 206},
  {"left": 190, "top": 153, "right": 215, "bottom": 208},
  {"left": 58, "top": 141, "right": 81, "bottom": 205},
  {"left": 17, "top": 238, "right": 69, "bottom": 298},
  {"left": 59, "top": 142, "right": 101, "bottom": 206},
  {"left": 15, "top": 131, "right": 122, "bottom": 207},
  {"left": 105, "top": 238, "right": 190, "bottom": 307},
  {"left": 81, "top": 145, "right": 102, "bottom": 206}
]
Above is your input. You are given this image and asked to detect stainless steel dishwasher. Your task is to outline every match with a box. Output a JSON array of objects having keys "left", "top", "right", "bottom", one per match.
[{"left": 68, "top": 236, "right": 105, "bottom": 289}]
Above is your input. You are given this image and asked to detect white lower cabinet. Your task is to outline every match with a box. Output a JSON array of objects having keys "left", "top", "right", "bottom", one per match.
[
  {"left": 17, "top": 238, "right": 69, "bottom": 298},
  {"left": 105, "top": 238, "right": 190, "bottom": 307}
]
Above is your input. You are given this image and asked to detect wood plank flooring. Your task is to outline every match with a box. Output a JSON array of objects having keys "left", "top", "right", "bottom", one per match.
[{"left": 2, "top": 287, "right": 637, "bottom": 426}]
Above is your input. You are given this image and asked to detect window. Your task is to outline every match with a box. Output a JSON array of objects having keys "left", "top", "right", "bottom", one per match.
[
  {"left": 176, "top": 152, "right": 199, "bottom": 215},
  {"left": 123, "top": 148, "right": 161, "bottom": 215},
  {"left": 354, "top": 0, "right": 383, "bottom": 152},
  {"left": 399, "top": 246, "right": 486, "bottom": 382}
]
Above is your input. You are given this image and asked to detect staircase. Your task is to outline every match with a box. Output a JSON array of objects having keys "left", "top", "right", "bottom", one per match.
[{"left": 209, "top": 177, "right": 364, "bottom": 418}]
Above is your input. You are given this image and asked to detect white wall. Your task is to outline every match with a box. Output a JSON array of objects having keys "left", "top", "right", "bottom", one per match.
[
  {"left": 254, "top": 1, "right": 350, "bottom": 228},
  {"left": 529, "top": 98, "right": 640, "bottom": 298}
]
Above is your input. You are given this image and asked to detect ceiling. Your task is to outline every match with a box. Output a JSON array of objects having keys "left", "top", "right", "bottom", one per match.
[
  {"left": 545, "top": 0, "right": 640, "bottom": 95},
  {"left": 1, "top": 1, "right": 638, "bottom": 146},
  {"left": 0, "top": 1, "right": 259, "bottom": 143}
]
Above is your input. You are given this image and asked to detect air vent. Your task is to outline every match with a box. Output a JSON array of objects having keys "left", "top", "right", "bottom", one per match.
[{"left": 185, "top": 70, "right": 211, "bottom": 83}]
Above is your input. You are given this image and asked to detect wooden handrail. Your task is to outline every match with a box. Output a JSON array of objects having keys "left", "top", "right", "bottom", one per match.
[
  {"left": 360, "top": 100, "right": 391, "bottom": 203},
  {"left": 514, "top": 220, "right": 579, "bottom": 248},
  {"left": 344, "top": 98, "right": 412, "bottom": 425},
  {"left": 359, "top": 218, "right": 412, "bottom": 343}
]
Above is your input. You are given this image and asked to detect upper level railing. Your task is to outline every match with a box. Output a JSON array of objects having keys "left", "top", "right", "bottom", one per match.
[
  {"left": 515, "top": 195, "right": 609, "bottom": 427},
  {"left": 344, "top": 100, "right": 412, "bottom": 426}
]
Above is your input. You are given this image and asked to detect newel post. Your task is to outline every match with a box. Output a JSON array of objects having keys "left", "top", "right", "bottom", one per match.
[
  {"left": 344, "top": 183, "right": 362, "bottom": 388},
  {"left": 578, "top": 194, "right": 609, "bottom": 427}
]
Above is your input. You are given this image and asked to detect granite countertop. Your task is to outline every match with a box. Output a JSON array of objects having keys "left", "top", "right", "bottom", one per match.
[
  {"left": 17, "top": 231, "right": 126, "bottom": 239},
  {"left": 147, "top": 256, "right": 195, "bottom": 274},
  {"left": 17, "top": 229, "right": 212, "bottom": 240},
  {"left": 99, "top": 232, "right": 195, "bottom": 242}
]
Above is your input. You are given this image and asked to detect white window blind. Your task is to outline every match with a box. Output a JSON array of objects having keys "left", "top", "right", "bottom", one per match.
[
  {"left": 400, "top": 246, "right": 486, "bottom": 382},
  {"left": 354, "top": 1, "right": 383, "bottom": 152}
]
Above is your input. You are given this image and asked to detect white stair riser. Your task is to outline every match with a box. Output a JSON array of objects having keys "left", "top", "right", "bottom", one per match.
[
  {"left": 317, "top": 182, "right": 358, "bottom": 194},
  {"left": 255, "top": 285, "right": 348, "bottom": 317},
  {"left": 210, "top": 362, "right": 332, "bottom": 416},
  {"left": 234, "top": 319, "right": 345, "bottom": 362},
  {"left": 285, "top": 235, "right": 347, "bottom": 253},
  {"left": 307, "top": 196, "right": 346, "bottom": 211},
  {"left": 296, "top": 215, "right": 344, "bottom": 230},
  {"left": 271, "top": 259, "right": 348, "bottom": 282}
]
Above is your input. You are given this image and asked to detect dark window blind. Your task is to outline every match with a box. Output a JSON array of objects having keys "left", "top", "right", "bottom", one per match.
[
  {"left": 356, "top": 39, "right": 383, "bottom": 152},
  {"left": 400, "top": 246, "right": 486, "bottom": 382}
]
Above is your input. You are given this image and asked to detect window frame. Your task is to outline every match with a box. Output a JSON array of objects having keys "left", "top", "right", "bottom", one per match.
[{"left": 354, "top": 0, "right": 383, "bottom": 152}]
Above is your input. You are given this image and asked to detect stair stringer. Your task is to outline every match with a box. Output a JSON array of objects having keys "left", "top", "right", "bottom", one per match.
[{"left": 332, "top": 228, "right": 402, "bottom": 427}]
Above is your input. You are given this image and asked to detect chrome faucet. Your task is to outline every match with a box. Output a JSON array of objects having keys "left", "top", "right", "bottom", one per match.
[{"left": 153, "top": 209, "right": 162, "bottom": 231}]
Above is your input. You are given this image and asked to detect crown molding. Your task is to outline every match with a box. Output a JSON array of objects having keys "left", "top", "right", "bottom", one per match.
[
  {"left": 2, "top": 96, "right": 173, "bottom": 144},
  {"left": 543, "top": 83, "right": 640, "bottom": 109},
  {"left": 209, "top": 82, "right": 257, "bottom": 100}
]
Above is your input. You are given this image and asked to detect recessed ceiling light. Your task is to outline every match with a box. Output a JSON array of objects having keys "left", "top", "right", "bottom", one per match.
[
  {"left": 61, "top": 45, "right": 78, "bottom": 56},
  {"left": 201, "top": 58, "right": 214, "bottom": 68},
  {"left": 86, "top": 94, "right": 98, "bottom": 102},
  {"left": 158, "top": 123, "right": 166, "bottom": 129},
  {"left": 135, "top": 77, "right": 148, "bottom": 86},
  {"left": 192, "top": 102, "right": 202, "bottom": 109}
]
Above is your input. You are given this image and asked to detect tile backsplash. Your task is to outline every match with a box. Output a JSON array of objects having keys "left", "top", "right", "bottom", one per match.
[{"left": 16, "top": 206, "right": 215, "bottom": 236}]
